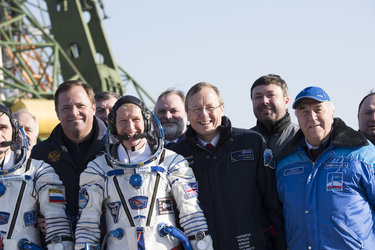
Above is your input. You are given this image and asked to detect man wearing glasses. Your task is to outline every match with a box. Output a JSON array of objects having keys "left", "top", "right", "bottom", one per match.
[{"left": 171, "top": 82, "right": 286, "bottom": 250}]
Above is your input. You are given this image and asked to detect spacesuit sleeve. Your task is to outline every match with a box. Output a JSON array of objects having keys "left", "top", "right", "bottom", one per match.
[
  {"left": 33, "top": 159, "right": 73, "bottom": 249},
  {"left": 165, "top": 153, "right": 210, "bottom": 238},
  {"left": 74, "top": 158, "right": 107, "bottom": 250}
]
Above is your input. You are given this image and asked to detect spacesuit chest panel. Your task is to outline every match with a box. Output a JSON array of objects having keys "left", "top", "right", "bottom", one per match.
[
  {"left": 105, "top": 167, "right": 176, "bottom": 228},
  {"left": 0, "top": 173, "right": 38, "bottom": 243}
]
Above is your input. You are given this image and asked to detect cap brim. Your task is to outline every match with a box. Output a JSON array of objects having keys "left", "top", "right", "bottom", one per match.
[{"left": 292, "top": 96, "right": 326, "bottom": 109}]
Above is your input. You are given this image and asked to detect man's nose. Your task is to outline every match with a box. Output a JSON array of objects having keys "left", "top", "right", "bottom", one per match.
[
  {"left": 306, "top": 110, "right": 318, "bottom": 120},
  {"left": 370, "top": 111, "right": 375, "bottom": 121},
  {"left": 71, "top": 106, "right": 80, "bottom": 115},
  {"left": 261, "top": 96, "right": 269, "bottom": 104},
  {"left": 165, "top": 111, "right": 173, "bottom": 119}
]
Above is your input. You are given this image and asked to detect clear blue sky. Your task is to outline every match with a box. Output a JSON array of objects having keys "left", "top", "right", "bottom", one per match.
[{"left": 103, "top": 0, "right": 375, "bottom": 130}]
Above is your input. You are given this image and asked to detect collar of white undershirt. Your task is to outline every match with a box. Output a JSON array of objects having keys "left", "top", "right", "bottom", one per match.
[
  {"left": 198, "top": 133, "right": 220, "bottom": 147},
  {"left": 305, "top": 139, "right": 318, "bottom": 150},
  {"left": 117, "top": 142, "right": 152, "bottom": 164},
  {"left": 1, "top": 151, "right": 15, "bottom": 170}
]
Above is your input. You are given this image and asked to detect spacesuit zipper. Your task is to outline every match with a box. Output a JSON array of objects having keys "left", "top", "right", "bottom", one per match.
[{"left": 7, "top": 158, "right": 31, "bottom": 239}]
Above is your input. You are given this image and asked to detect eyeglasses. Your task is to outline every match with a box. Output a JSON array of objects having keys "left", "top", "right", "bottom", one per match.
[{"left": 188, "top": 104, "right": 223, "bottom": 114}]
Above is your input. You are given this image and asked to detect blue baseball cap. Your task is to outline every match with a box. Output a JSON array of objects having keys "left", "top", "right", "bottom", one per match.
[{"left": 292, "top": 86, "right": 330, "bottom": 109}]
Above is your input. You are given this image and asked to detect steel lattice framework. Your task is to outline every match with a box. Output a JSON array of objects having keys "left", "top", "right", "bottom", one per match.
[{"left": 0, "top": 0, "right": 154, "bottom": 106}]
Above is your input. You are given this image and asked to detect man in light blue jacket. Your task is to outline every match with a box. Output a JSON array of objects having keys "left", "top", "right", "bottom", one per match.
[{"left": 276, "top": 86, "right": 375, "bottom": 250}]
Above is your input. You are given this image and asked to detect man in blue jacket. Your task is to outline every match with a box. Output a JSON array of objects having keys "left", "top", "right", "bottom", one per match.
[{"left": 276, "top": 86, "right": 375, "bottom": 249}]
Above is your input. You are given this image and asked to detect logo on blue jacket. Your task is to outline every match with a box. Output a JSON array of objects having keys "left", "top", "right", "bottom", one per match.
[{"left": 326, "top": 172, "right": 343, "bottom": 191}]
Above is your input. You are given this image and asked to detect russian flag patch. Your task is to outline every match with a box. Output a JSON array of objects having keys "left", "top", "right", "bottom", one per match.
[{"left": 48, "top": 188, "right": 65, "bottom": 203}]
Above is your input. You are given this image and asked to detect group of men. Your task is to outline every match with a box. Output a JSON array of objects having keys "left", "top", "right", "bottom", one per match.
[{"left": 0, "top": 74, "right": 374, "bottom": 249}]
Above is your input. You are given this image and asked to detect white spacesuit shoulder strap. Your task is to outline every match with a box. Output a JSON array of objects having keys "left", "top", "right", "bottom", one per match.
[
  {"left": 145, "top": 149, "right": 166, "bottom": 226},
  {"left": 7, "top": 158, "right": 31, "bottom": 239}
]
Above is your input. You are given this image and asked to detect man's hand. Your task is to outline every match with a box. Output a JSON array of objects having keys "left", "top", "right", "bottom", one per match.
[{"left": 37, "top": 215, "right": 46, "bottom": 235}]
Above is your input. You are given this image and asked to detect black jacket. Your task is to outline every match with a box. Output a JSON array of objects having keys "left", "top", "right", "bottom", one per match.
[
  {"left": 171, "top": 116, "right": 286, "bottom": 250},
  {"left": 251, "top": 113, "right": 299, "bottom": 158},
  {"left": 30, "top": 117, "right": 107, "bottom": 222}
]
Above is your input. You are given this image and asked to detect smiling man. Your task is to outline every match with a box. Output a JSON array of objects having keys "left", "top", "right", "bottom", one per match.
[
  {"left": 276, "top": 86, "right": 375, "bottom": 249},
  {"left": 250, "top": 74, "right": 299, "bottom": 158},
  {"left": 154, "top": 89, "right": 188, "bottom": 147},
  {"left": 171, "top": 82, "right": 286, "bottom": 250},
  {"left": 31, "top": 80, "right": 107, "bottom": 231},
  {"left": 75, "top": 95, "right": 213, "bottom": 250}
]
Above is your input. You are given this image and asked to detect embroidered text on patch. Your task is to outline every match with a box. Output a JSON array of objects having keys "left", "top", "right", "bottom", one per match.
[
  {"left": 231, "top": 149, "right": 254, "bottom": 163},
  {"left": 48, "top": 188, "right": 65, "bottom": 203},
  {"left": 324, "top": 162, "right": 348, "bottom": 169},
  {"left": 284, "top": 167, "right": 304, "bottom": 176},
  {"left": 184, "top": 182, "right": 198, "bottom": 199},
  {"left": 326, "top": 172, "right": 343, "bottom": 191}
]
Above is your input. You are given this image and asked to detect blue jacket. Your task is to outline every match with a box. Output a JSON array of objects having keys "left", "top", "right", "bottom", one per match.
[{"left": 276, "top": 118, "right": 375, "bottom": 250}]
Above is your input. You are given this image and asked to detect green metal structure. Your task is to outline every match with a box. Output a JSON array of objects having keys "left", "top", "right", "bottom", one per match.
[{"left": 0, "top": 0, "right": 154, "bottom": 106}]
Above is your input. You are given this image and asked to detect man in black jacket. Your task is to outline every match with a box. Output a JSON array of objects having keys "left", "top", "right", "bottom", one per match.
[
  {"left": 31, "top": 80, "right": 107, "bottom": 230},
  {"left": 250, "top": 74, "right": 299, "bottom": 158},
  {"left": 171, "top": 82, "right": 286, "bottom": 250},
  {"left": 154, "top": 89, "right": 188, "bottom": 148}
]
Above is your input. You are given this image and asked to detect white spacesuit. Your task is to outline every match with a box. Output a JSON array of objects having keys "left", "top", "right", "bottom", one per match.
[
  {"left": 74, "top": 95, "right": 213, "bottom": 250},
  {"left": 0, "top": 104, "right": 73, "bottom": 250}
]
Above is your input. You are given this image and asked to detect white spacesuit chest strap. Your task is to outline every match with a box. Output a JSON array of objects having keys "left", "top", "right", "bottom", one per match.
[
  {"left": 7, "top": 158, "right": 31, "bottom": 239},
  {"left": 106, "top": 149, "right": 167, "bottom": 227}
]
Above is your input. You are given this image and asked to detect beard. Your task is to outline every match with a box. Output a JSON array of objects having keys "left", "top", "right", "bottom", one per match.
[
  {"left": 254, "top": 104, "right": 277, "bottom": 122},
  {"left": 161, "top": 118, "right": 186, "bottom": 141}
]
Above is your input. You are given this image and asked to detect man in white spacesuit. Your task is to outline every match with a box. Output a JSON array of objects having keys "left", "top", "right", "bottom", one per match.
[
  {"left": 0, "top": 104, "right": 73, "bottom": 249},
  {"left": 75, "top": 95, "right": 213, "bottom": 250}
]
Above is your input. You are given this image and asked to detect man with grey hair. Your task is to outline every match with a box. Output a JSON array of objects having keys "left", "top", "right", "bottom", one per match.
[
  {"left": 154, "top": 89, "right": 188, "bottom": 147},
  {"left": 14, "top": 109, "right": 39, "bottom": 151},
  {"left": 276, "top": 86, "right": 375, "bottom": 249}
]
